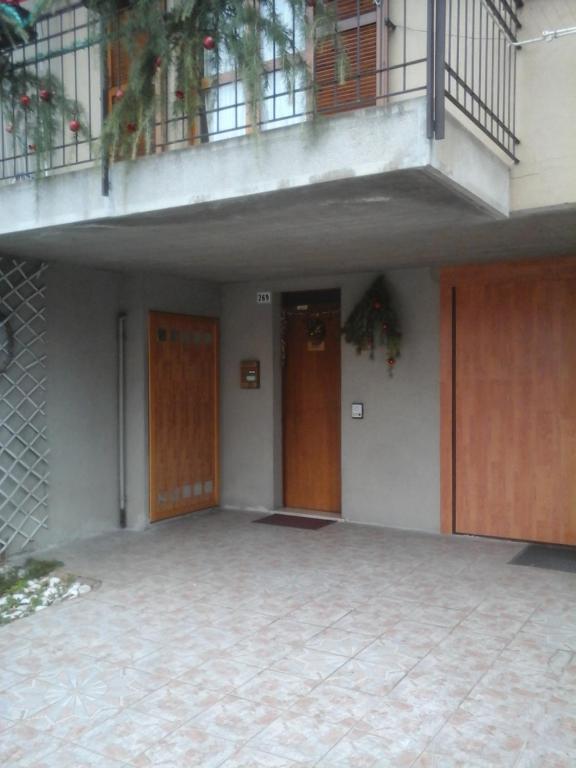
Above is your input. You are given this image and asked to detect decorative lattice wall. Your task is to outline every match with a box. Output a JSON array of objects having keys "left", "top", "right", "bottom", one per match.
[{"left": 0, "top": 258, "right": 48, "bottom": 557}]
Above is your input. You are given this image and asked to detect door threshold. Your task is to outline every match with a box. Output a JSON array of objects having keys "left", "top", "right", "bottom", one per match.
[{"left": 275, "top": 507, "right": 342, "bottom": 520}]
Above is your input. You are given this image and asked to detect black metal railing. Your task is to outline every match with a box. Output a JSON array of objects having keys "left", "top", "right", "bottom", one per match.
[
  {"left": 0, "top": 3, "right": 102, "bottom": 181},
  {"left": 0, "top": 0, "right": 520, "bottom": 185},
  {"left": 440, "top": 0, "right": 521, "bottom": 161}
]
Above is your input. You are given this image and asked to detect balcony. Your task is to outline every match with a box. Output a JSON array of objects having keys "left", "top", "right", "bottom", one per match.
[{"left": 0, "top": 0, "right": 523, "bottom": 276}]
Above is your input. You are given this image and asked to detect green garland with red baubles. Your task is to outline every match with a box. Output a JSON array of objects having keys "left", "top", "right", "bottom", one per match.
[{"left": 342, "top": 276, "right": 401, "bottom": 376}]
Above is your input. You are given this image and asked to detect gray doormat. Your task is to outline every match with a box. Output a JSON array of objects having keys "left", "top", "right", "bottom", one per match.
[{"left": 509, "top": 544, "right": 576, "bottom": 573}]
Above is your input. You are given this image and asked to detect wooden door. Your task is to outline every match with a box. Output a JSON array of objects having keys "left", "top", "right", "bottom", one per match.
[
  {"left": 441, "top": 259, "right": 576, "bottom": 545},
  {"left": 282, "top": 292, "right": 341, "bottom": 513},
  {"left": 148, "top": 311, "right": 219, "bottom": 522}
]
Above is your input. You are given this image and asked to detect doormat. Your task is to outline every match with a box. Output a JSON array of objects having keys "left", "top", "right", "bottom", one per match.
[
  {"left": 253, "top": 514, "right": 335, "bottom": 530},
  {"left": 509, "top": 544, "right": 576, "bottom": 574}
]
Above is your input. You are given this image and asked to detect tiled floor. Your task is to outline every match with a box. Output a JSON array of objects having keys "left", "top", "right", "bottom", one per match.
[{"left": 1, "top": 509, "right": 576, "bottom": 767}]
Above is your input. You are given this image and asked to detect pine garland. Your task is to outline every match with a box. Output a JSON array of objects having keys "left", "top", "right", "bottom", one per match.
[
  {"left": 98, "top": 0, "right": 341, "bottom": 160},
  {"left": 1, "top": 0, "right": 84, "bottom": 174},
  {"left": 342, "top": 276, "right": 402, "bottom": 375},
  {"left": 1, "top": 0, "right": 343, "bottom": 169}
]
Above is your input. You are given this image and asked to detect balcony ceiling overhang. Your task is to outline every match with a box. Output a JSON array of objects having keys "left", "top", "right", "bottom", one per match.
[
  {"left": 1, "top": 169, "right": 575, "bottom": 281},
  {"left": 0, "top": 97, "right": 574, "bottom": 280}
]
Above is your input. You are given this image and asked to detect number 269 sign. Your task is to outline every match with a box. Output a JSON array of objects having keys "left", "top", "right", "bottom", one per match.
[{"left": 257, "top": 292, "right": 271, "bottom": 304}]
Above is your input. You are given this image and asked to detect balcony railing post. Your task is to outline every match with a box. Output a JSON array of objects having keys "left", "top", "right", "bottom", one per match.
[
  {"left": 426, "top": 0, "right": 435, "bottom": 139},
  {"left": 100, "top": 17, "right": 110, "bottom": 197},
  {"left": 434, "top": 0, "right": 446, "bottom": 140}
]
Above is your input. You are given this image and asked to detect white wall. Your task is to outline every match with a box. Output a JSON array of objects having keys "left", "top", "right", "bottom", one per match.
[
  {"left": 221, "top": 267, "right": 440, "bottom": 533},
  {"left": 511, "top": 2, "right": 576, "bottom": 211}
]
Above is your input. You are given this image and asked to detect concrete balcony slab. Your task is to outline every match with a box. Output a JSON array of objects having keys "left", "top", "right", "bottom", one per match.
[{"left": 0, "top": 97, "right": 517, "bottom": 279}]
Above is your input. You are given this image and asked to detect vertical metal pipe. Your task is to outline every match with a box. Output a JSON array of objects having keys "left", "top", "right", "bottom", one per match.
[
  {"left": 426, "top": 0, "right": 435, "bottom": 138},
  {"left": 118, "top": 313, "right": 127, "bottom": 528}
]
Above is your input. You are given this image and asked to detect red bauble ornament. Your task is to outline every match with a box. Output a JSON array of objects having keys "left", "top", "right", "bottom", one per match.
[
  {"left": 372, "top": 300, "right": 382, "bottom": 310},
  {"left": 175, "top": 89, "right": 185, "bottom": 101},
  {"left": 387, "top": 357, "right": 396, "bottom": 367},
  {"left": 69, "top": 118, "right": 81, "bottom": 133},
  {"left": 203, "top": 35, "right": 216, "bottom": 50},
  {"left": 113, "top": 88, "right": 125, "bottom": 101},
  {"left": 19, "top": 94, "right": 31, "bottom": 108},
  {"left": 126, "top": 122, "right": 137, "bottom": 133},
  {"left": 39, "top": 89, "right": 52, "bottom": 102}
]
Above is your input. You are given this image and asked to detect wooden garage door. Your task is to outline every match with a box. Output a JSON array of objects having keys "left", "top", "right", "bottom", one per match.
[
  {"left": 441, "top": 259, "right": 576, "bottom": 545},
  {"left": 148, "top": 311, "right": 219, "bottom": 522}
]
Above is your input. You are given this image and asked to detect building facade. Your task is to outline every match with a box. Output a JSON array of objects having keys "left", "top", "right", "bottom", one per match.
[{"left": 0, "top": 0, "right": 575, "bottom": 555}]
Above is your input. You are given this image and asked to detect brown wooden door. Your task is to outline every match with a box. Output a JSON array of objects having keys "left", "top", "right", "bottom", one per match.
[
  {"left": 441, "top": 259, "right": 576, "bottom": 545},
  {"left": 283, "top": 293, "right": 341, "bottom": 513},
  {"left": 148, "top": 311, "right": 219, "bottom": 522}
]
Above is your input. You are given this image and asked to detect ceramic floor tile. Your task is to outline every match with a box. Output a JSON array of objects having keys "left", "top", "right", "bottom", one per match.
[
  {"left": 287, "top": 599, "right": 356, "bottom": 627},
  {"left": 317, "top": 728, "right": 420, "bottom": 767},
  {"left": 24, "top": 675, "right": 119, "bottom": 740},
  {"left": 292, "top": 682, "right": 384, "bottom": 728},
  {"left": 220, "top": 746, "right": 313, "bottom": 766},
  {"left": 0, "top": 666, "right": 28, "bottom": 692},
  {"left": 235, "top": 669, "right": 316, "bottom": 709},
  {"left": 76, "top": 707, "right": 177, "bottom": 763},
  {"left": 514, "top": 748, "right": 576, "bottom": 767},
  {"left": 133, "top": 678, "right": 223, "bottom": 724},
  {"left": 178, "top": 657, "right": 262, "bottom": 693},
  {"left": 128, "top": 647, "right": 211, "bottom": 679},
  {"left": 132, "top": 723, "right": 237, "bottom": 767},
  {"left": 304, "top": 627, "right": 373, "bottom": 657},
  {"left": 411, "top": 753, "right": 502, "bottom": 767},
  {"left": 327, "top": 658, "right": 408, "bottom": 696},
  {"left": 0, "top": 723, "right": 63, "bottom": 767},
  {"left": 258, "top": 619, "right": 324, "bottom": 644},
  {"left": 192, "top": 695, "right": 280, "bottom": 742},
  {"left": 0, "top": 677, "right": 62, "bottom": 721},
  {"left": 427, "top": 710, "right": 529, "bottom": 767},
  {"left": 250, "top": 711, "right": 350, "bottom": 762},
  {"left": 376, "top": 621, "right": 451, "bottom": 658},
  {"left": 270, "top": 647, "right": 348, "bottom": 682},
  {"left": 26, "top": 743, "right": 129, "bottom": 768},
  {"left": 5, "top": 510, "right": 576, "bottom": 768}
]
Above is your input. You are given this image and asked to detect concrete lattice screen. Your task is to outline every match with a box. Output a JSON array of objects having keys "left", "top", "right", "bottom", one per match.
[{"left": 0, "top": 258, "right": 48, "bottom": 556}]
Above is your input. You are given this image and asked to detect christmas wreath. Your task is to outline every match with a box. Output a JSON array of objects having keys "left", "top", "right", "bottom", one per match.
[{"left": 342, "top": 276, "right": 401, "bottom": 375}]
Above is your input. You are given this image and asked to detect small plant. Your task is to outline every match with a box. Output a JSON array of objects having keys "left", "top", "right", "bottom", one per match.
[{"left": 0, "top": 558, "right": 91, "bottom": 625}]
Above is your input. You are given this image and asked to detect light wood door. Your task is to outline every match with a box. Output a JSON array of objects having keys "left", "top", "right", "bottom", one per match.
[
  {"left": 441, "top": 259, "right": 576, "bottom": 545},
  {"left": 283, "top": 296, "right": 341, "bottom": 513},
  {"left": 148, "top": 311, "right": 219, "bottom": 522}
]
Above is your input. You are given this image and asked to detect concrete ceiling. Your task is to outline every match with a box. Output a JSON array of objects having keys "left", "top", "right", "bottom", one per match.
[{"left": 1, "top": 168, "right": 575, "bottom": 281}]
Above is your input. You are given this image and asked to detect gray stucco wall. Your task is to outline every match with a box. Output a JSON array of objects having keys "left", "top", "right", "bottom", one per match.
[
  {"left": 221, "top": 268, "right": 440, "bottom": 532},
  {"left": 43, "top": 264, "right": 123, "bottom": 548},
  {"left": 29, "top": 261, "right": 437, "bottom": 552},
  {"left": 36, "top": 263, "right": 220, "bottom": 551}
]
